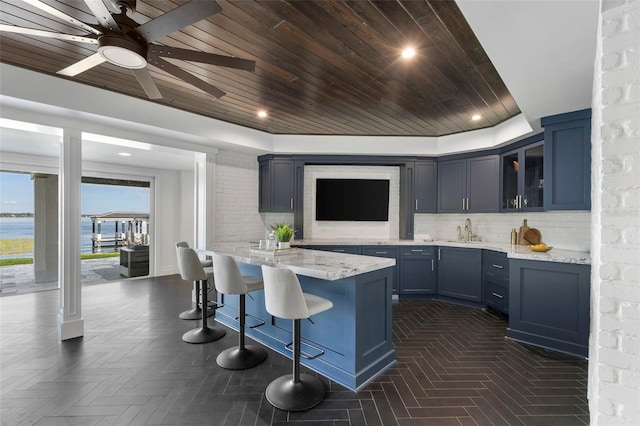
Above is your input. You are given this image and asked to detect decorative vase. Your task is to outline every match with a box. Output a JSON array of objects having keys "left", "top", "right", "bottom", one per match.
[{"left": 278, "top": 241, "right": 291, "bottom": 249}]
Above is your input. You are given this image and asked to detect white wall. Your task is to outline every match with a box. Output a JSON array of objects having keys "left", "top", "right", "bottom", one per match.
[{"left": 589, "top": 0, "right": 640, "bottom": 424}]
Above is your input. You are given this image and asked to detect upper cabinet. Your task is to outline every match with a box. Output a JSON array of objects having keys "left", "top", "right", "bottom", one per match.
[
  {"left": 501, "top": 140, "right": 544, "bottom": 211},
  {"left": 258, "top": 157, "right": 295, "bottom": 213},
  {"left": 542, "top": 109, "right": 592, "bottom": 210},
  {"left": 438, "top": 155, "right": 499, "bottom": 213},
  {"left": 414, "top": 160, "right": 437, "bottom": 213}
]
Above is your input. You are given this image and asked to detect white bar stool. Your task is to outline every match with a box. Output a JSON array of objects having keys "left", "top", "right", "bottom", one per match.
[
  {"left": 176, "top": 247, "right": 226, "bottom": 344},
  {"left": 175, "top": 242, "right": 213, "bottom": 320},
  {"left": 213, "top": 253, "right": 267, "bottom": 370},
  {"left": 261, "top": 265, "right": 333, "bottom": 411}
]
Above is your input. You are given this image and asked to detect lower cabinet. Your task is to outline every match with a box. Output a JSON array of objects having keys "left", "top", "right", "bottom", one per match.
[
  {"left": 437, "top": 247, "right": 483, "bottom": 304},
  {"left": 507, "top": 259, "right": 591, "bottom": 358},
  {"left": 484, "top": 250, "right": 509, "bottom": 314},
  {"left": 362, "top": 246, "right": 400, "bottom": 295},
  {"left": 399, "top": 246, "right": 436, "bottom": 295}
]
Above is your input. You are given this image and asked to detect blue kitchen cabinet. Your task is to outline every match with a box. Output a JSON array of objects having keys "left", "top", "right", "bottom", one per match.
[
  {"left": 437, "top": 246, "right": 483, "bottom": 305},
  {"left": 258, "top": 157, "right": 295, "bottom": 212},
  {"left": 399, "top": 246, "right": 436, "bottom": 295},
  {"left": 507, "top": 259, "right": 591, "bottom": 357},
  {"left": 414, "top": 160, "right": 437, "bottom": 213},
  {"left": 483, "top": 250, "right": 509, "bottom": 314},
  {"left": 438, "top": 155, "right": 499, "bottom": 213},
  {"left": 363, "top": 246, "right": 400, "bottom": 294},
  {"left": 541, "top": 109, "right": 592, "bottom": 210},
  {"left": 311, "top": 245, "right": 361, "bottom": 255},
  {"left": 501, "top": 140, "right": 544, "bottom": 211}
]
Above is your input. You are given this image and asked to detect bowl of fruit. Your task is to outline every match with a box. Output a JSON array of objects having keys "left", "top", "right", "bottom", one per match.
[{"left": 529, "top": 243, "right": 552, "bottom": 252}]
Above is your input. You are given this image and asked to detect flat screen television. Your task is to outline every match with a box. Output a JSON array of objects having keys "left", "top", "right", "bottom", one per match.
[{"left": 315, "top": 178, "right": 390, "bottom": 221}]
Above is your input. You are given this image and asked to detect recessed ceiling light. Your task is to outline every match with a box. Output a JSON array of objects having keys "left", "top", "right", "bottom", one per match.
[
  {"left": 471, "top": 114, "right": 482, "bottom": 121},
  {"left": 257, "top": 110, "right": 268, "bottom": 118},
  {"left": 401, "top": 47, "right": 416, "bottom": 59},
  {"left": 118, "top": 152, "right": 132, "bottom": 157}
]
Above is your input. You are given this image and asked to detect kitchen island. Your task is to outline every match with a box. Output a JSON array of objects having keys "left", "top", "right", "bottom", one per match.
[{"left": 203, "top": 244, "right": 396, "bottom": 391}]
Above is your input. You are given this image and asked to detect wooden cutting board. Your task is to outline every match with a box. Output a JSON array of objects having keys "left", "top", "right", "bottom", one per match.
[
  {"left": 523, "top": 228, "right": 542, "bottom": 244},
  {"left": 518, "top": 219, "right": 530, "bottom": 245}
]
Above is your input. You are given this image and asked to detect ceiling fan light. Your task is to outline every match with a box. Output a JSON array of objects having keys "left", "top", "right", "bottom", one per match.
[
  {"left": 97, "top": 35, "right": 147, "bottom": 69},
  {"left": 99, "top": 45, "right": 147, "bottom": 68}
]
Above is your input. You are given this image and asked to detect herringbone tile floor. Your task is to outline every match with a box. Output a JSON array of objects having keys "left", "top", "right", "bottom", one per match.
[{"left": 0, "top": 275, "right": 589, "bottom": 425}]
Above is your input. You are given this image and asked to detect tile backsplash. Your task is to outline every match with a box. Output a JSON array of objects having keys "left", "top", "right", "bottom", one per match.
[{"left": 415, "top": 211, "right": 591, "bottom": 252}]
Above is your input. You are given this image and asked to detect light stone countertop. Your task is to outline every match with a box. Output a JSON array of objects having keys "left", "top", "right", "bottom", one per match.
[
  {"left": 203, "top": 243, "right": 396, "bottom": 281},
  {"left": 291, "top": 239, "right": 591, "bottom": 265}
]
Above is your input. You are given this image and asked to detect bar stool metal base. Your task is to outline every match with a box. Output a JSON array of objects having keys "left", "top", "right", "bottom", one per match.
[
  {"left": 178, "top": 306, "right": 214, "bottom": 320},
  {"left": 265, "top": 374, "right": 326, "bottom": 411},
  {"left": 216, "top": 345, "right": 267, "bottom": 370},
  {"left": 182, "top": 326, "right": 225, "bottom": 344}
]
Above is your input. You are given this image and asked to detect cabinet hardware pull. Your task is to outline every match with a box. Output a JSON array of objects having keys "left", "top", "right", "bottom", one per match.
[
  {"left": 438, "top": 249, "right": 441, "bottom": 260},
  {"left": 333, "top": 249, "right": 345, "bottom": 252},
  {"left": 290, "top": 198, "right": 294, "bottom": 210},
  {"left": 462, "top": 198, "right": 465, "bottom": 210},
  {"left": 431, "top": 259, "right": 434, "bottom": 272},
  {"left": 416, "top": 199, "right": 418, "bottom": 211},
  {"left": 375, "top": 251, "right": 387, "bottom": 254},
  {"left": 491, "top": 292, "right": 504, "bottom": 299},
  {"left": 492, "top": 264, "right": 504, "bottom": 269},
  {"left": 411, "top": 249, "right": 423, "bottom": 252}
]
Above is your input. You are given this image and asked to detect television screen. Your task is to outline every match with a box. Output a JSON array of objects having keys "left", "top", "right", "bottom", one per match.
[{"left": 315, "top": 179, "right": 390, "bottom": 221}]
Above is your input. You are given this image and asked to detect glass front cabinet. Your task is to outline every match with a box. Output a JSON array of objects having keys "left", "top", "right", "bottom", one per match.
[{"left": 501, "top": 141, "right": 544, "bottom": 211}]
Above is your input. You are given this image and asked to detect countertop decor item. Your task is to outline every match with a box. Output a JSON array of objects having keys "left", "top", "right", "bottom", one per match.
[
  {"left": 523, "top": 228, "right": 542, "bottom": 244},
  {"left": 529, "top": 243, "right": 553, "bottom": 252},
  {"left": 271, "top": 222, "right": 295, "bottom": 249},
  {"left": 518, "top": 219, "right": 530, "bottom": 245}
]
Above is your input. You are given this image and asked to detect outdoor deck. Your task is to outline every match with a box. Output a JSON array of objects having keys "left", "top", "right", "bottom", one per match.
[{"left": 0, "top": 257, "right": 123, "bottom": 296}]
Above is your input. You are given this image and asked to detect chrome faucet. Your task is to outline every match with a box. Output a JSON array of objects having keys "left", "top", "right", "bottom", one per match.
[{"left": 464, "top": 218, "right": 477, "bottom": 242}]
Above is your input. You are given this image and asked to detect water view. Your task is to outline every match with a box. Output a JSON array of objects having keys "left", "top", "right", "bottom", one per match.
[{"left": 0, "top": 216, "right": 126, "bottom": 258}]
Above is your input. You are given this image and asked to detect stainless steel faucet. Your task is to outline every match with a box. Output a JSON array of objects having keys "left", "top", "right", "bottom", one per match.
[{"left": 464, "top": 218, "right": 477, "bottom": 242}]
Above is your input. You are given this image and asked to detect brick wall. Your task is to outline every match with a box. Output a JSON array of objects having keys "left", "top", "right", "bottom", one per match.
[
  {"left": 214, "top": 150, "right": 265, "bottom": 243},
  {"left": 589, "top": 0, "right": 640, "bottom": 424}
]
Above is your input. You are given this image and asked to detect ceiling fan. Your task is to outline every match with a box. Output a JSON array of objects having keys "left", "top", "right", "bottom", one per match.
[{"left": 0, "top": 0, "right": 256, "bottom": 99}]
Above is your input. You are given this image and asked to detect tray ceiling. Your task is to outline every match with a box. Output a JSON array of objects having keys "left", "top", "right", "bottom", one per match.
[{"left": 0, "top": 0, "right": 521, "bottom": 137}]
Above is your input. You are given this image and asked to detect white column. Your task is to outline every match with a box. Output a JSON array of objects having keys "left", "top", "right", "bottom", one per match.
[
  {"left": 194, "top": 152, "right": 217, "bottom": 250},
  {"left": 33, "top": 174, "right": 58, "bottom": 283},
  {"left": 57, "top": 128, "right": 83, "bottom": 340}
]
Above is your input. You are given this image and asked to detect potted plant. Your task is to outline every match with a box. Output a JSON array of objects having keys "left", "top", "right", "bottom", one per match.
[{"left": 271, "top": 222, "right": 295, "bottom": 249}]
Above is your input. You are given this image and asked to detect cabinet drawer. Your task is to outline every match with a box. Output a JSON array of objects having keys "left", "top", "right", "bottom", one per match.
[
  {"left": 314, "top": 245, "right": 361, "bottom": 255},
  {"left": 485, "top": 281, "right": 509, "bottom": 313},
  {"left": 484, "top": 251, "right": 509, "bottom": 283},
  {"left": 363, "top": 247, "right": 399, "bottom": 258},
  {"left": 400, "top": 246, "right": 434, "bottom": 257}
]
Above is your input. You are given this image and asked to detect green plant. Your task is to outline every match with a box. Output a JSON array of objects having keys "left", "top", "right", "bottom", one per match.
[{"left": 271, "top": 222, "right": 295, "bottom": 242}]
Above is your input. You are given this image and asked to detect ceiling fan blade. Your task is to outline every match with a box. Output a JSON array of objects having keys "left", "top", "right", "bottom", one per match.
[
  {"left": 149, "top": 44, "right": 255, "bottom": 72},
  {"left": 134, "top": 0, "right": 222, "bottom": 43},
  {"left": 0, "top": 24, "right": 98, "bottom": 44},
  {"left": 148, "top": 55, "right": 225, "bottom": 98},
  {"left": 57, "top": 53, "right": 106, "bottom": 76},
  {"left": 83, "top": 0, "right": 120, "bottom": 32},
  {"left": 131, "top": 68, "right": 162, "bottom": 100},
  {"left": 21, "top": 0, "right": 101, "bottom": 35}
]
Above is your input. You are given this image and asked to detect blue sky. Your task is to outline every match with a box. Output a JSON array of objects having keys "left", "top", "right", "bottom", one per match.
[{"left": 0, "top": 172, "right": 149, "bottom": 214}]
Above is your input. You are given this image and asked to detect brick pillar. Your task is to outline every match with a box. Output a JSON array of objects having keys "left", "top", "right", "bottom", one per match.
[{"left": 589, "top": 0, "right": 640, "bottom": 423}]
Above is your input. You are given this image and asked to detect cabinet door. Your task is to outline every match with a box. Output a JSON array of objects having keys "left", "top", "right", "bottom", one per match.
[
  {"left": 437, "top": 247, "right": 482, "bottom": 302},
  {"left": 543, "top": 115, "right": 591, "bottom": 210},
  {"left": 414, "top": 161, "right": 437, "bottom": 213},
  {"left": 467, "top": 155, "right": 499, "bottom": 213},
  {"left": 258, "top": 160, "right": 271, "bottom": 212},
  {"left": 270, "top": 159, "right": 295, "bottom": 212},
  {"left": 437, "top": 159, "right": 466, "bottom": 213},
  {"left": 363, "top": 246, "right": 399, "bottom": 294},
  {"left": 400, "top": 247, "right": 436, "bottom": 294}
]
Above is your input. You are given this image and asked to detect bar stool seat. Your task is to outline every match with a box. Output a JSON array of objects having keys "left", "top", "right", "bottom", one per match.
[
  {"left": 261, "top": 265, "right": 333, "bottom": 411},
  {"left": 176, "top": 247, "right": 226, "bottom": 344},
  {"left": 176, "top": 242, "right": 213, "bottom": 320},
  {"left": 213, "top": 253, "right": 267, "bottom": 370}
]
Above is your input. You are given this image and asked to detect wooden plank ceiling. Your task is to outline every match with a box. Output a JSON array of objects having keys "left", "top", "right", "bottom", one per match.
[{"left": 0, "top": 0, "right": 520, "bottom": 136}]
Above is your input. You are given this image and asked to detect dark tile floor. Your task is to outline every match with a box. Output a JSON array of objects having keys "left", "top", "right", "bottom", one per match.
[{"left": 0, "top": 275, "right": 589, "bottom": 425}]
